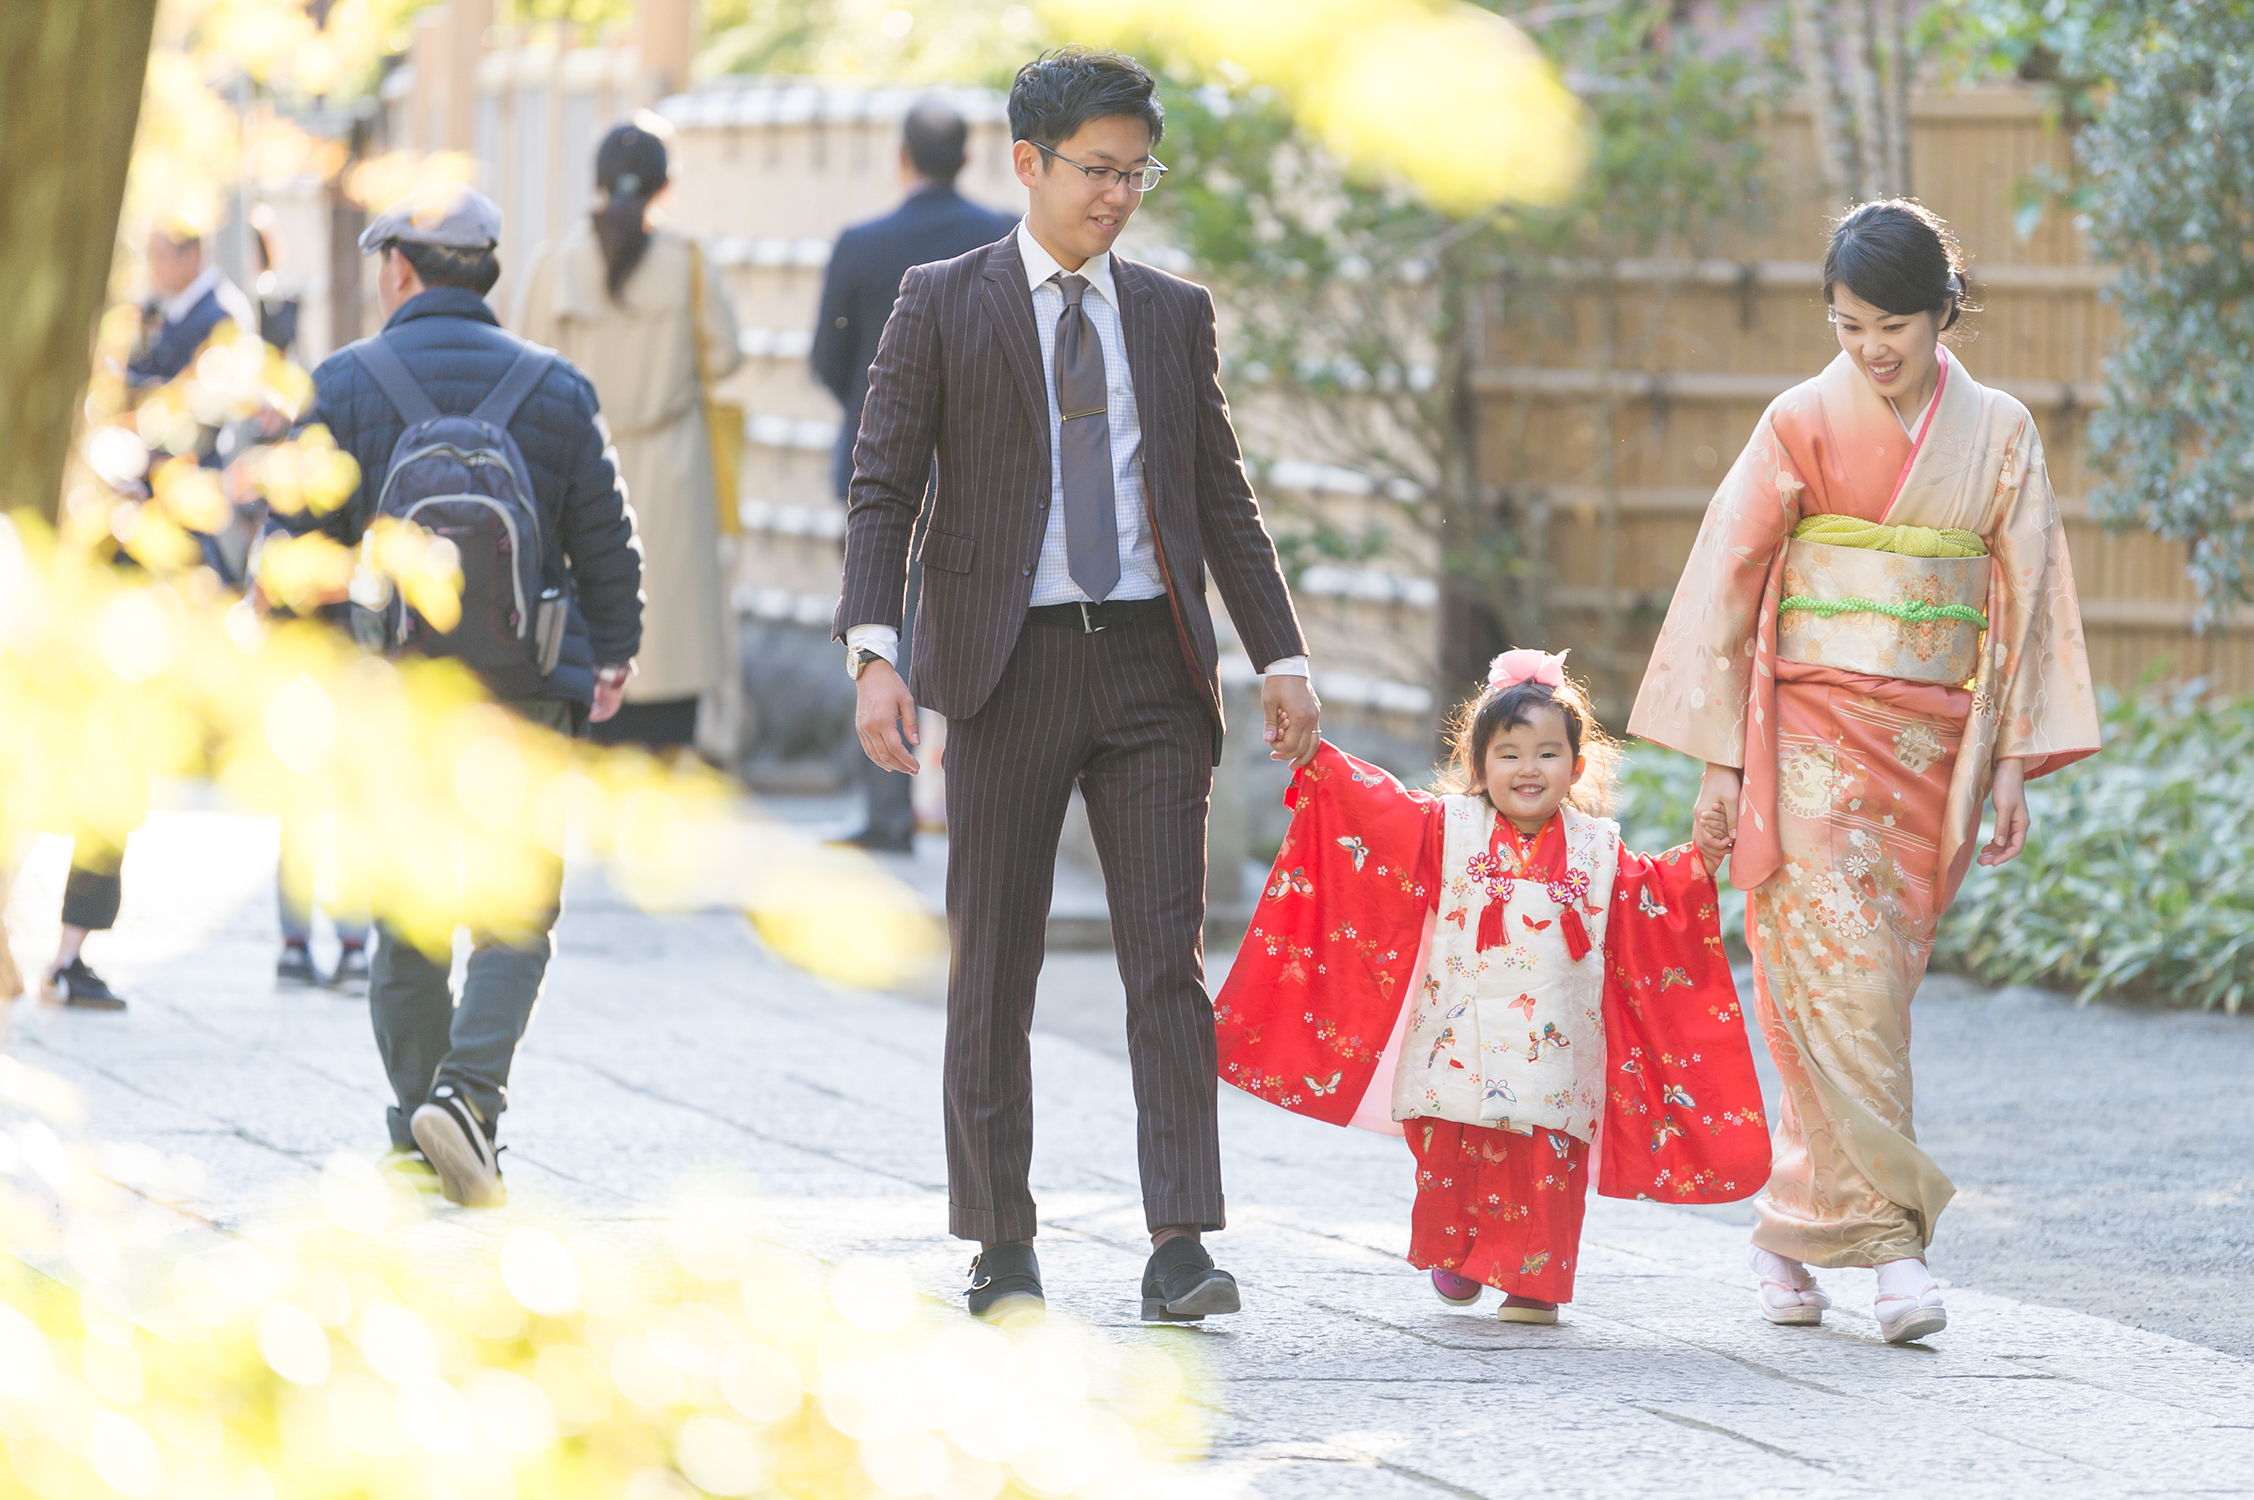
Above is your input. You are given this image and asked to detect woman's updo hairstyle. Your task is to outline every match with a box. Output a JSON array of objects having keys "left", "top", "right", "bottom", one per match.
[
  {"left": 592, "top": 119, "right": 672, "bottom": 304},
  {"left": 1443, "top": 658, "right": 1617, "bottom": 815},
  {"left": 1822, "top": 199, "right": 1977, "bottom": 334}
]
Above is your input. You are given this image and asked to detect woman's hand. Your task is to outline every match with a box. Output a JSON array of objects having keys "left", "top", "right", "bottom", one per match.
[
  {"left": 1694, "top": 763, "right": 1741, "bottom": 857},
  {"left": 1979, "top": 757, "right": 2030, "bottom": 867},
  {"left": 1692, "top": 804, "right": 1733, "bottom": 878}
]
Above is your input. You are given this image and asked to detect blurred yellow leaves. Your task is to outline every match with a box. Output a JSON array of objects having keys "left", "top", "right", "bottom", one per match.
[
  {"left": 361, "top": 515, "right": 464, "bottom": 632},
  {"left": 344, "top": 148, "right": 479, "bottom": 215},
  {"left": 1044, "top": 0, "right": 1587, "bottom": 214},
  {"left": 0, "top": 1087, "right": 1206, "bottom": 1500}
]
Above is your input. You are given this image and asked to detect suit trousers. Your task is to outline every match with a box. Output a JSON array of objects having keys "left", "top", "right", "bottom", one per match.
[{"left": 942, "top": 609, "right": 1223, "bottom": 1242}]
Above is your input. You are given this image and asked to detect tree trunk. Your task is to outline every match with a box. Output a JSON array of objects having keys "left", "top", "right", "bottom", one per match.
[
  {"left": 1845, "top": 0, "right": 1889, "bottom": 200},
  {"left": 1789, "top": 0, "right": 1856, "bottom": 203},
  {"left": 1436, "top": 251, "right": 1508, "bottom": 695},
  {"left": 0, "top": 0, "right": 160, "bottom": 520},
  {"left": 1886, "top": 0, "right": 1913, "bottom": 197}
]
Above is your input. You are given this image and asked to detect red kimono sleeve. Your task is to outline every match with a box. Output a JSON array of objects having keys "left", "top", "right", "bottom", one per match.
[
  {"left": 1215, "top": 742, "right": 1441, "bottom": 1126},
  {"left": 1598, "top": 842, "right": 1772, "bottom": 1203}
]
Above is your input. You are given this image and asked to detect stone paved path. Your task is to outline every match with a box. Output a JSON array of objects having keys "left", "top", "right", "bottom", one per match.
[{"left": 6, "top": 806, "right": 2253, "bottom": 1498}]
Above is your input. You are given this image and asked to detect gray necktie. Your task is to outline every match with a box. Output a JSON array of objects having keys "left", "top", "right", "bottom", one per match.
[{"left": 1052, "top": 272, "right": 1119, "bottom": 602}]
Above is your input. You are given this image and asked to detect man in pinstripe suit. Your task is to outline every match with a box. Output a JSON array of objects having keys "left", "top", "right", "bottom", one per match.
[{"left": 833, "top": 47, "right": 1320, "bottom": 1323}]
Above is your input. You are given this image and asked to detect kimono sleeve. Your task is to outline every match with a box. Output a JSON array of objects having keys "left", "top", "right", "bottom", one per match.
[
  {"left": 1215, "top": 742, "right": 1440, "bottom": 1127},
  {"left": 1627, "top": 409, "right": 1808, "bottom": 770},
  {"left": 1986, "top": 413, "right": 2101, "bottom": 779},
  {"left": 1597, "top": 841, "right": 1771, "bottom": 1203}
]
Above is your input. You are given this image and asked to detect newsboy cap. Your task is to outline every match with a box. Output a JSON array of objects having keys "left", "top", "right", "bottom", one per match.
[{"left": 357, "top": 183, "right": 502, "bottom": 255}]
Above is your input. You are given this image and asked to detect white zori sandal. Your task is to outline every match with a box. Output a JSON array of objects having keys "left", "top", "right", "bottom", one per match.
[
  {"left": 1873, "top": 1258, "right": 1947, "bottom": 1344},
  {"left": 1750, "top": 1245, "right": 1831, "bottom": 1326}
]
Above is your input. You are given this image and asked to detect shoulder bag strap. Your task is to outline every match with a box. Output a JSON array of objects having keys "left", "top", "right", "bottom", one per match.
[
  {"left": 470, "top": 347, "right": 556, "bottom": 429},
  {"left": 349, "top": 335, "right": 441, "bottom": 425}
]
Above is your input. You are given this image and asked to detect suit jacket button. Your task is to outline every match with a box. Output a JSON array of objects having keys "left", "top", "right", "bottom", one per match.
[{"left": 1021, "top": 566, "right": 1032, "bottom": 576}]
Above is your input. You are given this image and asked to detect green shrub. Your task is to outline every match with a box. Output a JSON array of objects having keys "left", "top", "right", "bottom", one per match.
[{"left": 1937, "top": 687, "right": 2254, "bottom": 1012}]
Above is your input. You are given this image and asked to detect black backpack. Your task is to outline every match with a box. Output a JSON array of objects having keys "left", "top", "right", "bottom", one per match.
[{"left": 349, "top": 335, "right": 568, "bottom": 699}]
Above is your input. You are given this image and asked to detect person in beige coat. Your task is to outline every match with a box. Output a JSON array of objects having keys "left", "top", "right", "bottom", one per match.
[{"left": 519, "top": 119, "right": 743, "bottom": 750}]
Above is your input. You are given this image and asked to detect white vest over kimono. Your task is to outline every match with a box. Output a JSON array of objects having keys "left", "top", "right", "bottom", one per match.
[{"left": 1392, "top": 800, "right": 1619, "bottom": 1142}]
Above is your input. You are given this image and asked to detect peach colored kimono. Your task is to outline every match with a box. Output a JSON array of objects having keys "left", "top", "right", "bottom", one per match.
[{"left": 1629, "top": 347, "right": 2101, "bottom": 1267}]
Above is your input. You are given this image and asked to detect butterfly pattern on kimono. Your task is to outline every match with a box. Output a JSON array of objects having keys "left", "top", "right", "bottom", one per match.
[{"left": 1213, "top": 741, "right": 1770, "bottom": 1203}]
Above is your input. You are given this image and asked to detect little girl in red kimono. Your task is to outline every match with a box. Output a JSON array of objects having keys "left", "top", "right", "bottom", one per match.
[{"left": 1216, "top": 651, "right": 1770, "bottom": 1321}]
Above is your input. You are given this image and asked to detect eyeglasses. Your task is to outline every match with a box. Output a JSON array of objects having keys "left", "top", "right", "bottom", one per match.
[{"left": 1032, "top": 141, "right": 1168, "bottom": 193}]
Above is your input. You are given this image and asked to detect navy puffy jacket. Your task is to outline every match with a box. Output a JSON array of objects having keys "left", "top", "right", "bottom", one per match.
[{"left": 283, "top": 287, "right": 643, "bottom": 708}]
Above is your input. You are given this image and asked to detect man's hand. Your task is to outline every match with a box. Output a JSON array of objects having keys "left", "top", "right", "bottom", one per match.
[
  {"left": 1979, "top": 757, "right": 2030, "bottom": 867},
  {"left": 1263, "top": 673, "right": 1321, "bottom": 768},
  {"left": 855, "top": 658, "right": 922, "bottom": 775},
  {"left": 590, "top": 669, "right": 627, "bottom": 723}
]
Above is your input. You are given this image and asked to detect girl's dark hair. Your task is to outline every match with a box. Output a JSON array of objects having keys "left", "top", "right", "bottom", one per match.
[
  {"left": 592, "top": 122, "right": 670, "bottom": 303},
  {"left": 1823, "top": 198, "right": 1978, "bottom": 333},
  {"left": 1444, "top": 668, "right": 1617, "bottom": 815},
  {"left": 1008, "top": 45, "right": 1164, "bottom": 152}
]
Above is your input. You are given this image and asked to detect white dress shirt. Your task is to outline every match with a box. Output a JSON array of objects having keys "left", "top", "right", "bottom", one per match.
[{"left": 847, "top": 222, "right": 1308, "bottom": 681}]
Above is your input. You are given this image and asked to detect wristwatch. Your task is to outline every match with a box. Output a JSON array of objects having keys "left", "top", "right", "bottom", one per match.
[{"left": 845, "top": 646, "right": 888, "bottom": 681}]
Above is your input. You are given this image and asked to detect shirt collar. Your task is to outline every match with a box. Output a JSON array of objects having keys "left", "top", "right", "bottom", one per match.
[
  {"left": 1016, "top": 219, "right": 1114, "bottom": 308},
  {"left": 163, "top": 266, "right": 223, "bottom": 324}
]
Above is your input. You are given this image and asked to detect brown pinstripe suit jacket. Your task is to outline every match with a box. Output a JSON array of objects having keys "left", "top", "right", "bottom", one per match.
[{"left": 833, "top": 230, "right": 1305, "bottom": 760}]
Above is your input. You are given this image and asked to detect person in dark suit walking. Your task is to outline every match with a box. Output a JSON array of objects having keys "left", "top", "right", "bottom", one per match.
[
  {"left": 835, "top": 47, "right": 1321, "bottom": 1323},
  {"left": 813, "top": 99, "right": 1017, "bottom": 853}
]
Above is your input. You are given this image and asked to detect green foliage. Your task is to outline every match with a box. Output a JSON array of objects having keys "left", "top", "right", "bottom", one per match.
[
  {"left": 1937, "top": 688, "right": 2254, "bottom": 1012},
  {"left": 2075, "top": 1, "right": 2254, "bottom": 617}
]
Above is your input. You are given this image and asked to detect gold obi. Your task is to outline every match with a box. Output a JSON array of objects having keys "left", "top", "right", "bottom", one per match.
[{"left": 1776, "top": 538, "right": 1989, "bottom": 685}]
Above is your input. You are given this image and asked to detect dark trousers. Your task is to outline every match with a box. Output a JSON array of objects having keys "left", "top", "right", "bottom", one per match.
[
  {"left": 370, "top": 697, "right": 572, "bottom": 1150},
  {"left": 942, "top": 610, "right": 1222, "bottom": 1242},
  {"left": 61, "top": 840, "right": 126, "bottom": 931}
]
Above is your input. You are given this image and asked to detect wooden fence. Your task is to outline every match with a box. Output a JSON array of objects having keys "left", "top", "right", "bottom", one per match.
[{"left": 1489, "top": 88, "right": 2246, "bottom": 722}]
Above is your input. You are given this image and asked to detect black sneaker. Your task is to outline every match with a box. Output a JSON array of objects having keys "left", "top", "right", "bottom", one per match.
[
  {"left": 1141, "top": 1238, "right": 1241, "bottom": 1323},
  {"left": 409, "top": 1086, "right": 506, "bottom": 1207},
  {"left": 329, "top": 944, "right": 370, "bottom": 994},
  {"left": 40, "top": 958, "right": 127, "bottom": 1012},
  {"left": 966, "top": 1243, "right": 1044, "bottom": 1324},
  {"left": 276, "top": 943, "right": 318, "bottom": 988}
]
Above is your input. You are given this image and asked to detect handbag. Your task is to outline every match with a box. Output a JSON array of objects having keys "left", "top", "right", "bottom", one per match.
[{"left": 688, "top": 239, "right": 744, "bottom": 536}]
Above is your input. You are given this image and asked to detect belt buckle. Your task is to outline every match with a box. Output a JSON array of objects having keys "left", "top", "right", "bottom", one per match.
[{"left": 1078, "top": 600, "right": 1106, "bottom": 633}]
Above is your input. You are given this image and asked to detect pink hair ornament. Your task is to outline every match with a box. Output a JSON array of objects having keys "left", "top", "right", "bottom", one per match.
[{"left": 1486, "top": 648, "right": 1569, "bottom": 691}]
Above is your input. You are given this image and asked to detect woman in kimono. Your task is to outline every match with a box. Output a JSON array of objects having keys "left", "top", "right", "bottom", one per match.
[
  {"left": 1629, "top": 200, "right": 2101, "bottom": 1343},
  {"left": 1216, "top": 653, "right": 1770, "bottom": 1322}
]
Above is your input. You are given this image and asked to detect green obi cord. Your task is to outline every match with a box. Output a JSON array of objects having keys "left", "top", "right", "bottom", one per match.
[
  {"left": 1774, "top": 514, "right": 1992, "bottom": 684},
  {"left": 1779, "top": 515, "right": 1989, "bottom": 631}
]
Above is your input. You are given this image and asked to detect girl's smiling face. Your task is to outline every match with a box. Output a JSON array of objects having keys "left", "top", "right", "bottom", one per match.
[{"left": 1481, "top": 703, "right": 1585, "bottom": 835}]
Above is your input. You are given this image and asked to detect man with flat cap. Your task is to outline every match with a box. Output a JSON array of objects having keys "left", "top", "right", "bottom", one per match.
[{"left": 270, "top": 184, "right": 644, "bottom": 1207}]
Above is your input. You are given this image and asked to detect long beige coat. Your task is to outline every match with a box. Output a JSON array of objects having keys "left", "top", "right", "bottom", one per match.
[{"left": 519, "top": 225, "right": 742, "bottom": 703}]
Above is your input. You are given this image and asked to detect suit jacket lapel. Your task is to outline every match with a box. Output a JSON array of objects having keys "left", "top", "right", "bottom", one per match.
[{"left": 979, "top": 236, "right": 1050, "bottom": 467}]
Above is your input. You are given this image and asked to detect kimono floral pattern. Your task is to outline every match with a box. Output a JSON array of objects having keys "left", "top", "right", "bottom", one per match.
[
  {"left": 1215, "top": 743, "right": 1771, "bottom": 1208},
  {"left": 1631, "top": 348, "right": 2101, "bottom": 1269},
  {"left": 1408, "top": 1119, "right": 1587, "bottom": 1304}
]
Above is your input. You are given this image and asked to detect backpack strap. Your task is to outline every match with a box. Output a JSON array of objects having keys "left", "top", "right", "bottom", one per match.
[
  {"left": 472, "top": 348, "right": 556, "bottom": 429},
  {"left": 349, "top": 335, "right": 442, "bottom": 425}
]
